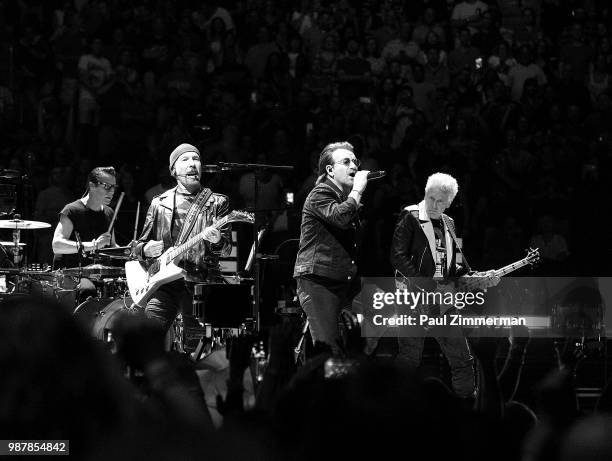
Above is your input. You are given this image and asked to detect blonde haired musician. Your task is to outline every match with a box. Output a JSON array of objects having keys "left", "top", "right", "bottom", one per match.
[{"left": 390, "top": 172, "right": 499, "bottom": 399}]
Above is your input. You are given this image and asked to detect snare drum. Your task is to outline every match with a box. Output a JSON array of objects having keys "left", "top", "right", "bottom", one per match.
[{"left": 73, "top": 296, "right": 133, "bottom": 341}]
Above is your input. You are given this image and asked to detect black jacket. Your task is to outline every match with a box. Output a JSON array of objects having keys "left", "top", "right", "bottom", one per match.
[
  {"left": 294, "top": 178, "right": 360, "bottom": 282},
  {"left": 390, "top": 204, "right": 461, "bottom": 281},
  {"left": 134, "top": 187, "right": 232, "bottom": 280}
]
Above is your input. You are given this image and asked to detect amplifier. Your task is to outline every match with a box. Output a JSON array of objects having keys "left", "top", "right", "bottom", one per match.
[{"left": 192, "top": 282, "right": 252, "bottom": 327}]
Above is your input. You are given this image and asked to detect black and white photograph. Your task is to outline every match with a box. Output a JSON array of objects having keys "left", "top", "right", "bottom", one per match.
[{"left": 1, "top": 0, "right": 611, "bottom": 459}]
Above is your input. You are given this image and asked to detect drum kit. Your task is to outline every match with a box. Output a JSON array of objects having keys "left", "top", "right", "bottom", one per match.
[
  {"left": 0, "top": 217, "right": 132, "bottom": 335},
  {"left": 0, "top": 166, "right": 259, "bottom": 366},
  {"left": 0, "top": 162, "right": 275, "bottom": 364},
  {"left": 0, "top": 214, "right": 255, "bottom": 360}
]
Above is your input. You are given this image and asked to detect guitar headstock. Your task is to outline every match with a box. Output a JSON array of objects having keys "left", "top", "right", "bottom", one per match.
[
  {"left": 215, "top": 210, "right": 255, "bottom": 228},
  {"left": 227, "top": 210, "right": 255, "bottom": 223},
  {"left": 525, "top": 247, "right": 541, "bottom": 267}
]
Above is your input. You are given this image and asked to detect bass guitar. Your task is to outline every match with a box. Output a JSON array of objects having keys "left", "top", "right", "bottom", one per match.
[{"left": 395, "top": 248, "right": 540, "bottom": 317}]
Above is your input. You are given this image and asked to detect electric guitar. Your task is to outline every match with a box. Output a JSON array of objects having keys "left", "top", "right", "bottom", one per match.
[
  {"left": 126, "top": 210, "right": 254, "bottom": 307},
  {"left": 395, "top": 248, "right": 540, "bottom": 317}
]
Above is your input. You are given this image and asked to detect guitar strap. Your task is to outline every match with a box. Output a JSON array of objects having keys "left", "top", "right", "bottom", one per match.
[
  {"left": 407, "top": 207, "right": 472, "bottom": 272},
  {"left": 440, "top": 214, "right": 472, "bottom": 273},
  {"left": 176, "top": 187, "right": 213, "bottom": 246}
]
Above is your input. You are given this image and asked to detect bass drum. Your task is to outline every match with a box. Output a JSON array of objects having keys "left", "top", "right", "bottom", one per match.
[{"left": 73, "top": 297, "right": 133, "bottom": 341}]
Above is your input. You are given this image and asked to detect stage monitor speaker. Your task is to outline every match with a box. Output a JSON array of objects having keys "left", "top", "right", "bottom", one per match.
[{"left": 192, "top": 283, "right": 252, "bottom": 327}]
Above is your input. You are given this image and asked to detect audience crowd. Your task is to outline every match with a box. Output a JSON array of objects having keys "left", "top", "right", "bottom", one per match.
[{"left": 0, "top": 0, "right": 609, "bottom": 274}]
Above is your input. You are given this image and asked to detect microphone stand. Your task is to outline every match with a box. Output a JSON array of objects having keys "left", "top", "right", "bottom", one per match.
[
  {"left": 74, "top": 231, "right": 84, "bottom": 279},
  {"left": 207, "top": 162, "right": 293, "bottom": 332},
  {"left": 10, "top": 213, "right": 22, "bottom": 267}
]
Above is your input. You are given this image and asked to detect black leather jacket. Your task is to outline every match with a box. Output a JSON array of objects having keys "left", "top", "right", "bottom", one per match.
[
  {"left": 294, "top": 178, "right": 360, "bottom": 282},
  {"left": 134, "top": 187, "right": 232, "bottom": 280},
  {"left": 390, "top": 208, "right": 459, "bottom": 280}
]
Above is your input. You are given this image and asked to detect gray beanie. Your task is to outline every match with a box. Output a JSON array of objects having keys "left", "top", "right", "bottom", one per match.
[{"left": 169, "top": 143, "right": 200, "bottom": 172}]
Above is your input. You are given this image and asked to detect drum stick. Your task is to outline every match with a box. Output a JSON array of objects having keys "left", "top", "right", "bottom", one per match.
[
  {"left": 107, "top": 192, "right": 125, "bottom": 234},
  {"left": 132, "top": 201, "right": 140, "bottom": 241}
]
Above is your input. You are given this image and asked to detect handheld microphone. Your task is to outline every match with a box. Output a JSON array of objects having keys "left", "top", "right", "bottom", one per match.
[{"left": 366, "top": 170, "right": 386, "bottom": 180}]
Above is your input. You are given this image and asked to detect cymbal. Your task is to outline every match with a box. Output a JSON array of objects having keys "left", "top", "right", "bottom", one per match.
[
  {"left": 0, "top": 241, "right": 26, "bottom": 246},
  {"left": 0, "top": 219, "right": 51, "bottom": 230},
  {"left": 0, "top": 169, "right": 22, "bottom": 179},
  {"left": 62, "top": 264, "right": 125, "bottom": 278},
  {"left": 0, "top": 267, "right": 21, "bottom": 274},
  {"left": 19, "top": 270, "right": 53, "bottom": 276}
]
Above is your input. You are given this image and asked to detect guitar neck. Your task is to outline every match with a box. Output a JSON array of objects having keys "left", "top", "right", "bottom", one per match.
[
  {"left": 160, "top": 211, "right": 253, "bottom": 264},
  {"left": 166, "top": 232, "right": 205, "bottom": 262},
  {"left": 165, "top": 217, "right": 228, "bottom": 263},
  {"left": 495, "top": 258, "right": 530, "bottom": 277}
]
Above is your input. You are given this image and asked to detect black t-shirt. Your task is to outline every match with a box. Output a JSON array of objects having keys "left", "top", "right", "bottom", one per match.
[{"left": 53, "top": 199, "right": 114, "bottom": 269}]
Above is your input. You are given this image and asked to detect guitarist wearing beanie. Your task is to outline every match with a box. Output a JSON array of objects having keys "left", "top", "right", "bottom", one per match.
[{"left": 132, "top": 143, "right": 232, "bottom": 332}]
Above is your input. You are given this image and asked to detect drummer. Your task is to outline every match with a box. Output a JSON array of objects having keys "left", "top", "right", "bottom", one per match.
[{"left": 52, "top": 166, "right": 118, "bottom": 300}]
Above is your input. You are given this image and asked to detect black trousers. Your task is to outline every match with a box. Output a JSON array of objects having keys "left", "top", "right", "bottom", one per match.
[
  {"left": 397, "top": 321, "right": 475, "bottom": 398},
  {"left": 296, "top": 275, "right": 360, "bottom": 354},
  {"left": 144, "top": 280, "right": 193, "bottom": 332}
]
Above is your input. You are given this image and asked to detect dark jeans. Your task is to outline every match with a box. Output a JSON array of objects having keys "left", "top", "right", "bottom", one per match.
[
  {"left": 296, "top": 276, "right": 359, "bottom": 354},
  {"left": 397, "top": 323, "right": 475, "bottom": 398},
  {"left": 145, "top": 280, "right": 193, "bottom": 332}
]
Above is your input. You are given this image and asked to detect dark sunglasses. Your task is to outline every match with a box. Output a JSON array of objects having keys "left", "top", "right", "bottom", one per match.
[
  {"left": 335, "top": 158, "right": 361, "bottom": 168},
  {"left": 94, "top": 180, "right": 117, "bottom": 191}
]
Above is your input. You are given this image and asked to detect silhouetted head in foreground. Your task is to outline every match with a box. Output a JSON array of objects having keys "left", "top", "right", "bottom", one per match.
[{"left": 0, "top": 296, "right": 131, "bottom": 457}]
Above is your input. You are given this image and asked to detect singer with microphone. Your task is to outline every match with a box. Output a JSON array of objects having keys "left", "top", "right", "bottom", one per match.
[
  {"left": 294, "top": 141, "right": 375, "bottom": 355},
  {"left": 133, "top": 143, "right": 232, "bottom": 332}
]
